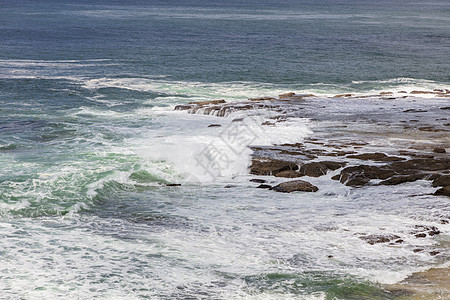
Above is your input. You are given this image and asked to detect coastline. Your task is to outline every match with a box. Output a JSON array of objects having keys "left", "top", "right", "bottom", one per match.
[{"left": 175, "top": 89, "right": 450, "bottom": 297}]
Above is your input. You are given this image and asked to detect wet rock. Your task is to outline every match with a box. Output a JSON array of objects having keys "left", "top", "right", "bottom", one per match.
[
  {"left": 189, "top": 99, "right": 226, "bottom": 106},
  {"left": 250, "top": 179, "right": 266, "bottom": 183},
  {"left": 278, "top": 92, "right": 296, "bottom": 99},
  {"left": 360, "top": 234, "right": 401, "bottom": 245},
  {"left": 410, "top": 90, "right": 436, "bottom": 94},
  {"left": 338, "top": 165, "right": 395, "bottom": 186},
  {"left": 208, "top": 124, "right": 221, "bottom": 127},
  {"left": 257, "top": 184, "right": 272, "bottom": 189},
  {"left": 232, "top": 118, "right": 243, "bottom": 122},
  {"left": 346, "top": 152, "right": 405, "bottom": 162},
  {"left": 166, "top": 183, "right": 181, "bottom": 186},
  {"left": 429, "top": 251, "right": 440, "bottom": 256},
  {"left": 415, "top": 233, "right": 427, "bottom": 238},
  {"left": 413, "top": 248, "right": 424, "bottom": 253},
  {"left": 440, "top": 106, "right": 450, "bottom": 110},
  {"left": 432, "top": 175, "right": 450, "bottom": 187},
  {"left": 271, "top": 180, "right": 319, "bottom": 193},
  {"left": 403, "top": 109, "right": 427, "bottom": 113},
  {"left": 299, "top": 161, "right": 346, "bottom": 177},
  {"left": 434, "top": 186, "right": 450, "bottom": 197},
  {"left": 413, "top": 225, "right": 440, "bottom": 236},
  {"left": 433, "top": 147, "right": 446, "bottom": 153},
  {"left": 333, "top": 94, "right": 354, "bottom": 98},
  {"left": 224, "top": 185, "right": 237, "bottom": 188},
  {"left": 378, "top": 174, "right": 427, "bottom": 186},
  {"left": 249, "top": 158, "right": 298, "bottom": 176},
  {"left": 248, "top": 97, "right": 276, "bottom": 101},
  {"left": 390, "top": 158, "right": 450, "bottom": 173},
  {"left": 174, "top": 105, "right": 192, "bottom": 111},
  {"left": 274, "top": 170, "right": 304, "bottom": 178}
]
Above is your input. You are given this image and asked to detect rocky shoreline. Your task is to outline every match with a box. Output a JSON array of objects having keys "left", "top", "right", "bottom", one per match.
[{"left": 175, "top": 90, "right": 450, "bottom": 198}]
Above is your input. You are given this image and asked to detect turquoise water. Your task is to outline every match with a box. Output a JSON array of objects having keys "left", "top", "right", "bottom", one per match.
[{"left": 0, "top": 0, "right": 449, "bottom": 298}]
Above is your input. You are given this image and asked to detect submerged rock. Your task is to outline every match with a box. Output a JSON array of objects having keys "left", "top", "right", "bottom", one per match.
[{"left": 271, "top": 180, "right": 318, "bottom": 193}]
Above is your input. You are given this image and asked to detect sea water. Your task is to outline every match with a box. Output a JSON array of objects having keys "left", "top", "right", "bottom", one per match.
[{"left": 0, "top": 0, "right": 449, "bottom": 298}]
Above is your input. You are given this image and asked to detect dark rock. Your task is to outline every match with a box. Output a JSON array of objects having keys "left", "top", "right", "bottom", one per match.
[
  {"left": 433, "top": 147, "right": 446, "bottom": 153},
  {"left": 378, "top": 174, "right": 427, "bottom": 185},
  {"left": 248, "top": 97, "right": 276, "bottom": 101},
  {"left": 250, "top": 179, "right": 266, "bottom": 183},
  {"left": 208, "top": 124, "right": 221, "bottom": 127},
  {"left": 300, "top": 161, "right": 346, "bottom": 177},
  {"left": 415, "top": 233, "right": 427, "bottom": 238},
  {"left": 413, "top": 248, "right": 423, "bottom": 253},
  {"left": 403, "top": 109, "right": 427, "bottom": 113},
  {"left": 429, "top": 251, "right": 440, "bottom": 256},
  {"left": 174, "top": 105, "right": 192, "bottom": 111},
  {"left": 331, "top": 174, "right": 340, "bottom": 181},
  {"left": 224, "top": 185, "right": 236, "bottom": 188},
  {"left": 434, "top": 186, "right": 450, "bottom": 197},
  {"left": 166, "top": 183, "right": 181, "bottom": 186},
  {"left": 432, "top": 175, "right": 450, "bottom": 187},
  {"left": 360, "top": 234, "right": 401, "bottom": 245},
  {"left": 274, "top": 170, "right": 304, "bottom": 178},
  {"left": 440, "top": 219, "right": 449, "bottom": 224},
  {"left": 347, "top": 152, "right": 405, "bottom": 161},
  {"left": 390, "top": 158, "right": 450, "bottom": 173},
  {"left": 232, "top": 118, "right": 244, "bottom": 122},
  {"left": 189, "top": 99, "right": 226, "bottom": 105},
  {"left": 257, "top": 184, "right": 272, "bottom": 189},
  {"left": 414, "top": 225, "right": 440, "bottom": 236},
  {"left": 440, "top": 106, "right": 450, "bottom": 110},
  {"left": 338, "top": 165, "right": 395, "bottom": 186},
  {"left": 271, "top": 180, "right": 319, "bottom": 193},
  {"left": 249, "top": 158, "right": 298, "bottom": 176},
  {"left": 333, "top": 94, "right": 354, "bottom": 98}
]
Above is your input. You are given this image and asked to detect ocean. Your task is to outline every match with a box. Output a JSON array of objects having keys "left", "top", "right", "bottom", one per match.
[{"left": 0, "top": 0, "right": 449, "bottom": 298}]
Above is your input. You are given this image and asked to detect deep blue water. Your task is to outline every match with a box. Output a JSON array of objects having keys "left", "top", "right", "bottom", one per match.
[{"left": 1, "top": 0, "right": 449, "bottom": 83}]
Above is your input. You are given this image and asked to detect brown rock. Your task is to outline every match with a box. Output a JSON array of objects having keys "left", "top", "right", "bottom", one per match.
[
  {"left": 378, "top": 174, "right": 427, "bottom": 185},
  {"left": 410, "top": 90, "right": 435, "bottom": 94},
  {"left": 390, "top": 158, "right": 450, "bottom": 173},
  {"left": 347, "top": 152, "right": 405, "bottom": 162},
  {"left": 300, "top": 161, "right": 346, "bottom": 177},
  {"left": 208, "top": 124, "right": 221, "bottom": 127},
  {"left": 434, "top": 186, "right": 450, "bottom": 197},
  {"left": 257, "top": 184, "right": 272, "bottom": 189},
  {"left": 248, "top": 97, "right": 276, "bottom": 101},
  {"left": 333, "top": 94, "right": 354, "bottom": 98},
  {"left": 433, "top": 147, "right": 446, "bottom": 153},
  {"left": 432, "top": 175, "right": 450, "bottom": 187},
  {"left": 189, "top": 99, "right": 226, "bottom": 105},
  {"left": 249, "top": 158, "right": 298, "bottom": 176},
  {"left": 271, "top": 180, "right": 318, "bottom": 193},
  {"left": 360, "top": 234, "right": 401, "bottom": 245},
  {"left": 250, "top": 179, "right": 266, "bottom": 183},
  {"left": 278, "top": 92, "right": 296, "bottom": 99},
  {"left": 274, "top": 170, "right": 304, "bottom": 178},
  {"left": 174, "top": 105, "right": 192, "bottom": 111},
  {"left": 338, "top": 165, "right": 396, "bottom": 186}
]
